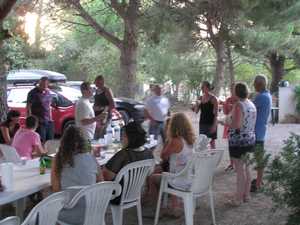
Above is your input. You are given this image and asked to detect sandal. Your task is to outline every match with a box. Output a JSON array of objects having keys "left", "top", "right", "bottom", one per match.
[
  {"left": 225, "top": 198, "right": 242, "bottom": 207},
  {"left": 225, "top": 165, "right": 234, "bottom": 172}
]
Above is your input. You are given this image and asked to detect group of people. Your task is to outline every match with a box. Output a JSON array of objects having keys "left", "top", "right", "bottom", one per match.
[
  {"left": 192, "top": 75, "right": 271, "bottom": 205},
  {"left": 0, "top": 73, "right": 272, "bottom": 222}
]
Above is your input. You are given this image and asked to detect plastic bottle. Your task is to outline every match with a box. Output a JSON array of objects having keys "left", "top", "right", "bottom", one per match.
[
  {"left": 106, "top": 124, "right": 113, "bottom": 144},
  {"left": 114, "top": 124, "right": 121, "bottom": 142},
  {"left": 39, "top": 157, "right": 46, "bottom": 175}
]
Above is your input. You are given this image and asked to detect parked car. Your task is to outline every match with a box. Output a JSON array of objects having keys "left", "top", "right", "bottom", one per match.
[
  {"left": 66, "top": 81, "right": 145, "bottom": 124},
  {"left": 7, "top": 69, "right": 67, "bottom": 85},
  {"left": 7, "top": 84, "right": 124, "bottom": 136}
]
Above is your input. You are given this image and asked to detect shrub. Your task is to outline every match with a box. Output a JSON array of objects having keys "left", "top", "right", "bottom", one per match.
[
  {"left": 265, "top": 133, "right": 300, "bottom": 225},
  {"left": 295, "top": 86, "right": 300, "bottom": 114}
]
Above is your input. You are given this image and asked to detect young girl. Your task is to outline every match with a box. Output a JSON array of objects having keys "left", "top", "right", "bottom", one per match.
[{"left": 51, "top": 126, "right": 102, "bottom": 225}]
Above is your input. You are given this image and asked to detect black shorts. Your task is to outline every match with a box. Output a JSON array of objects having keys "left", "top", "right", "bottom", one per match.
[
  {"left": 199, "top": 124, "right": 217, "bottom": 140},
  {"left": 229, "top": 145, "right": 255, "bottom": 159}
]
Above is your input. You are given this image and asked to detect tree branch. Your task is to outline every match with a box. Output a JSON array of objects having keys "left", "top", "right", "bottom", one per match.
[
  {"left": 61, "top": 19, "right": 91, "bottom": 27},
  {"left": 285, "top": 66, "right": 298, "bottom": 73},
  {"left": 71, "top": 1, "right": 123, "bottom": 49}
]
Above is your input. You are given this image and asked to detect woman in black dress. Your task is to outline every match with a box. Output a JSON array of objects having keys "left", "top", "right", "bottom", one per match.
[
  {"left": 93, "top": 75, "right": 115, "bottom": 139},
  {"left": 0, "top": 110, "right": 20, "bottom": 145},
  {"left": 193, "top": 81, "right": 218, "bottom": 149}
]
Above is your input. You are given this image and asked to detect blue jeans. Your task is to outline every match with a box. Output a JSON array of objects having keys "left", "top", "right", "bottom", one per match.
[
  {"left": 37, "top": 121, "right": 54, "bottom": 143},
  {"left": 149, "top": 120, "right": 165, "bottom": 143}
]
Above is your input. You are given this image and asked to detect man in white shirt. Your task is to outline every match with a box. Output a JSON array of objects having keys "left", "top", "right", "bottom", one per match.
[
  {"left": 145, "top": 85, "right": 170, "bottom": 142},
  {"left": 75, "top": 82, "right": 101, "bottom": 140}
]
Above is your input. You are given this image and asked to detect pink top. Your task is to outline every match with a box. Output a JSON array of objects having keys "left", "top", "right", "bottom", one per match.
[{"left": 12, "top": 128, "right": 41, "bottom": 159}]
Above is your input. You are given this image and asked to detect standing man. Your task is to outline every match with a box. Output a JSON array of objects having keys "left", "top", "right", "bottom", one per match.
[
  {"left": 26, "top": 77, "right": 54, "bottom": 143},
  {"left": 76, "top": 82, "right": 102, "bottom": 141},
  {"left": 252, "top": 74, "right": 272, "bottom": 192},
  {"left": 93, "top": 75, "right": 115, "bottom": 139},
  {"left": 145, "top": 85, "right": 170, "bottom": 142}
]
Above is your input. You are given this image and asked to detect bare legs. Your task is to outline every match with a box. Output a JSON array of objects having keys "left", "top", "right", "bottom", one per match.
[
  {"left": 232, "top": 158, "right": 251, "bottom": 203},
  {"left": 256, "top": 168, "right": 264, "bottom": 189},
  {"left": 210, "top": 139, "right": 216, "bottom": 149}
]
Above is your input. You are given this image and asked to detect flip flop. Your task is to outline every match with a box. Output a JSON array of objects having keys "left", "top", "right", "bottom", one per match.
[{"left": 225, "top": 198, "right": 242, "bottom": 207}]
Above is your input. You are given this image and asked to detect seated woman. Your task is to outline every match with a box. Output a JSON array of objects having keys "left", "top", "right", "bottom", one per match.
[
  {"left": 103, "top": 121, "right": 153, "bottom": 203},
  {"left": 51, "top": 125, "right": 102, "bottom": 225},
  {"left": 0, "top": 110, "right": 20, "bottom": 145},
  {"left": 12, "top": 116, "right": 46, "bottom": 159},
  {"left": 148, "top": 112, "right": 196, "bottom": 215}
]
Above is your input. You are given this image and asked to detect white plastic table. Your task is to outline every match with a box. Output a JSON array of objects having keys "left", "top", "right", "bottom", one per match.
[{"left": 0, "top": 159, "right": 50, "bottom": 219}]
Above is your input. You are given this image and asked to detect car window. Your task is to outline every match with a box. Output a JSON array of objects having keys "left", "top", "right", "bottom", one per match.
[
  {"left": 57, "top": 86, "right": 81, "bottom": 103},
  {"left": 7, "top": 88, "right": 30, "bottom": 103}
]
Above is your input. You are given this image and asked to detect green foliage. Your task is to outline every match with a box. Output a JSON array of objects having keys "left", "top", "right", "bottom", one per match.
[
  {"left": 235, "top": 63, "right": 270, "bottom": 86},
  {"left": 2, "top": 36, "right": 29, "bottom": 69},
  {"left": 250, "top": 144, "right": 271, "bottom": 169},
  {"left": 294, "top": 86, "right": 300, "bottom": 114},
  {"left": 265, "top": 133, "right": 300, "bottom": 225}
]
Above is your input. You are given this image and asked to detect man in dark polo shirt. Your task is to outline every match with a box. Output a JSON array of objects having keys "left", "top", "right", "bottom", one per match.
[{"left": 26, "top": 77, "right": 54, "bottom": 143}]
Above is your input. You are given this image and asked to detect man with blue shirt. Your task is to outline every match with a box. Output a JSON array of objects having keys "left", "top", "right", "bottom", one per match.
[{"left": 251, "top": 75, "right": 272, "bottom": 192}]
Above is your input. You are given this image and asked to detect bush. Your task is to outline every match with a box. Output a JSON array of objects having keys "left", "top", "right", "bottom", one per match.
[
  {"left": 265, "top": 133, "right": 300, "bottom": 225},
  {"left": 295, "top": 86, "right": 300, "bottom": 114}
]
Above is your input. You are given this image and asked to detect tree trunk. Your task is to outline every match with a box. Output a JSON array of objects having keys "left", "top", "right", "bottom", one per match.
[
  {"left": 227, "top": 44, "right": 235, "bottom": 86},
  {"left": 118, "top": 0, "right": 138, "bottom": 98},
  {"left": 0, "top": 22, "right": 8, "bottom": 122},
  {"left": 212, "top": 37, "right": 226, "bottom": 96},
  {"left": 269, "top": 52, "right": 285, "bottom": 94},
  {"left": 119, "top": 41, "right": 137, "bottom": 98}
]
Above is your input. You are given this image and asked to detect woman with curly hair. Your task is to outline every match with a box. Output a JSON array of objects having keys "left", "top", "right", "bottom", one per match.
[
  {"left": 51, "top": 125, "right": 102, "bottom": 225},
  {"left": 148, "top": 112, "right": 196, "bottom": 216}
]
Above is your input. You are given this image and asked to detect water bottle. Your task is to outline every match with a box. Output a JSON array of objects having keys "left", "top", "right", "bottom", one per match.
[
  {"left": 106, "top": 124, "right": 113, "bottom": 144},
  {"left": 114, "top": 124, "right": 121, "bottom": 142}
]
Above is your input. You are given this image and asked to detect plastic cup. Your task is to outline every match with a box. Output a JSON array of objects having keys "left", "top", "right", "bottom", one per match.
[{"left": 150, "top": 134, "right": 155, "bottom": 142}]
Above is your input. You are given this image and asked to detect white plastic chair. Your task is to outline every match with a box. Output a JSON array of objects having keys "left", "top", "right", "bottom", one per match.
[
  {"left": 0, "top": 144, "right": 21, "bottom": 164},
  {"left": 58, "top": 181, "right": 121, "bottom": 225},
  {"left": 154, "top": 151, "right": 223, "bottom": 225},
  {"left": 44, "top": 140, "right": 60, "bottom": 155},
  {"left": 194, "top": 134, "right": 210, "bottom": 152},
  {"left": 111, "top": 159, "right": 155, "bottom": 225},
  {"left": 202, "top": 148, "right": 225, "bottom": 169},
  {"left": 0, "top": 217, "right": 20, "bottom": 225},
  {"left": 21, "top": 191, "right": 69, "bottom": 225}
]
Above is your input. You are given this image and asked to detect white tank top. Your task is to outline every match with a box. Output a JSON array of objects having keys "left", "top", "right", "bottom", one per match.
[{"left": 169, "top": 138, "right": 194, "bottom": 190}]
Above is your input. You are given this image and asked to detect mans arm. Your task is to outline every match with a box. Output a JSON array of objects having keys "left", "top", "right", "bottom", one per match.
[
  {"left": 77, "top": 102, "right": 102, "bottom": 126},
  {"left": 144, "top": 109, "right": 155, "bottom": 122}
]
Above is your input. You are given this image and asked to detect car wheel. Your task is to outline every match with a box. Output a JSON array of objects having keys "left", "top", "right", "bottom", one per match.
[
  {"left": 119, "top": 110, "right": 130, "bottom": 124},
  {"left": 63, "top": 120, "right": 75, "bottom": 132}
]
